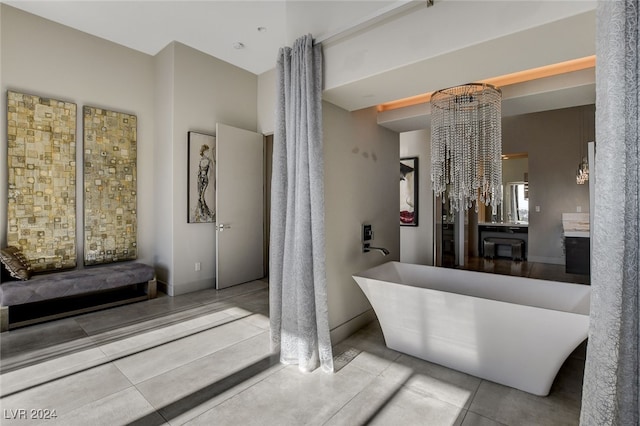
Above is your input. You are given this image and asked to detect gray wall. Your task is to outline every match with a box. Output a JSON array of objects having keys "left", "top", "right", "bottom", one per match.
[
  {"left": 1, "top": 5, "right": 156, "bottom": 266},
  {"left": 323, "top": 102, "right": 399, "bottom": 340},
  {"left": 257, "top": 68, "right": 276, "bottom": 135},
  {"left": 167, "top": 42, "right": 257, "bottom": 295},
  {"left": 0, "top": 5, "right": 3, "bottom": 239},
  {"left": 503, "top": 158, "right": 528, "bottom": 184},
  {"left": 399, "top": 129, "right": 434, "bottom": 265},
  {"left": 1, "top": 6, "right": 258, "bottom": 295},
  {"left": 502, "top": 104, "right": 594, "bottom": 264},
  {"left": 153, "top": 44, "right": 176, "bottom": 287}
]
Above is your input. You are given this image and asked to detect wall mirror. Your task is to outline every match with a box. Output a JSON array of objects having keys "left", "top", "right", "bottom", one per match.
[
  {"left": 504, "top": 181, "right": 529, "bottom": 223},
  {"left": 495, "top": 153, "right": 529, "bottom": 223}
]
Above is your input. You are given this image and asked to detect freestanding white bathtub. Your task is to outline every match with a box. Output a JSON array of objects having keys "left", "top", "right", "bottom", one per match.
[{"left": 352, "top": 261, "right": 590, "bottom": 396}]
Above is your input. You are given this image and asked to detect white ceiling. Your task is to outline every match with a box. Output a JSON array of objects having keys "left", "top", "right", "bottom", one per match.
[
  {"left": 3, "top": 0, "right": 408, "bottom": 75},
  {"left": 3, "top": 0, "right": 597, "bottom": 132}
]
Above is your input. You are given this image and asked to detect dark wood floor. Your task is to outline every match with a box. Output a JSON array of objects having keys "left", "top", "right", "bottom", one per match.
[{"left": 453, "top": 256, "right": 591, "bottom": 285}]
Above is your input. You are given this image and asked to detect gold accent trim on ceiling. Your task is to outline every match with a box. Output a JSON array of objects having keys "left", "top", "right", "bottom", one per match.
[{"left": 377, "top": 55, "right": 596, "bottom": 112}]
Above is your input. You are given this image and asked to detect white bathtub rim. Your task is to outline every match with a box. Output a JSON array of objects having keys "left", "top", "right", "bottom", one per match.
[
  {"left": 353, "top": 261, "right": 591, "bottom": 316},
  {"left": 354, "top": 275, "right": 587, "bottom": 317}
]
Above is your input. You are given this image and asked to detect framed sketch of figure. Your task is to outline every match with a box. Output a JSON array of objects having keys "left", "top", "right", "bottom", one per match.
[
  {"left": 188, "top": 131, "right": 216, "bottom": 223},
  {"left": 400, "top": 157, "right": 418, "bottom": 226}
]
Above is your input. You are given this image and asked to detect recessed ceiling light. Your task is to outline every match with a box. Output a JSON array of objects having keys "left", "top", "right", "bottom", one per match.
[
  {"left": 257, "top": 26, "right": 267, "bottom": 33},
  {"left": 233, "top": 42, "right": 245, "bottom": 50}
]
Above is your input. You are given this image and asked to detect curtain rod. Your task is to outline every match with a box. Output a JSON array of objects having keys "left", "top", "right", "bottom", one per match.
[{"left": 314, "top": 0, "right": 434, "bottom": 45}]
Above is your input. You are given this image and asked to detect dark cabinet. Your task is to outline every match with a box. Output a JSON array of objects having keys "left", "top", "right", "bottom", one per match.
[{"left": 565, "top": 237, "right": 590, "bottom": 275}]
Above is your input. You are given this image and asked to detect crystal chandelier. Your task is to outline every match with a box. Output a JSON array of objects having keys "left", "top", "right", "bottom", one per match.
[
  {"left": 431, "top": 83, "right": 503, "bottom": 212},
  {"left": 576, "top": 157, "right": 589, "bottom": 184}
]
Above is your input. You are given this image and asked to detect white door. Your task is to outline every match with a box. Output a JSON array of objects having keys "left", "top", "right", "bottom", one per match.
[{"left": 215, "top": 123, "right": 264, "bottom": 289}]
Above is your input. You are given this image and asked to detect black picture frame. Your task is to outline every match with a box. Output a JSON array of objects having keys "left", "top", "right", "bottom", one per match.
[
  {"left": 188, "top": 131, "right": 216, "bottom": 223},
  {"left": 400, "top": 157, "right": 418, "bottom": 226}
]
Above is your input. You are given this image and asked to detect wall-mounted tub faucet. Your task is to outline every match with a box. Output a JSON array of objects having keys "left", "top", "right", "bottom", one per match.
[
  {"left": 362, "top": 223, "right": 389, "bottom": 255},
  {"left": 363, "top": 243, "right": 390, "bottom": 256}
]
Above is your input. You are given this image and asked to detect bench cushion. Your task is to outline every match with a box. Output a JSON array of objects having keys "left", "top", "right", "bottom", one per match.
[
  {"left": 0, "top": 247, "right": 33, "bottom": 281},
  {"left": 0, "top": 262, "right": 154, "bottom": 307}
]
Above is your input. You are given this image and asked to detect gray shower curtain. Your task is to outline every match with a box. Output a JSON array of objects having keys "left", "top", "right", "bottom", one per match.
[
  {"left": 269, "top": 34, "right": 334, "bottom": 373},
  {"left": 580, "top": 1, "right": 639, "bottom": 424}
]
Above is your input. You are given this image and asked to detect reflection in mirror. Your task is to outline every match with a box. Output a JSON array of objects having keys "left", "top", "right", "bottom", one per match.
[
  {"left": 498, "top": 154, "right": 528, "bottom": 223},
  {"left": 504, "top": 182, "right": 529, "bottom": 223}
]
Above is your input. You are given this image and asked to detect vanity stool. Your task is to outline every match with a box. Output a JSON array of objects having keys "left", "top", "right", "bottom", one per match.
[{"left": 483, "top": 238, "right": 525, "bottom": 261}]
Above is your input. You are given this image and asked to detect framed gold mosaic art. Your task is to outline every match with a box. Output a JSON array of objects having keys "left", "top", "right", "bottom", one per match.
[
  {"left": 83, "top": 106, "right": 138, "bottom": 265},
  {"left": 6, "top": 91, "right": 77, "bottom": 272}
]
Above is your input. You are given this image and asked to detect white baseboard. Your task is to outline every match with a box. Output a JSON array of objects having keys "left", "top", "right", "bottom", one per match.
[
  {"left": 330, "top": 309, "right": 377, "bottom": 345},
  {"left": 160, "top": 278, "right": 375, "bottom": 345},
  {"left": 165, "top": 278, "right": 216, "bottom": 296}
]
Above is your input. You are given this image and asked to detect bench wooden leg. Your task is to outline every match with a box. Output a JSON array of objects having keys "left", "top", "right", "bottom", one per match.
[
  {"left": 483, "top": 241, "right": 496, "bottom": 259},
  {"left": 1, "top": 306, "right": 8, "bottom": 333},
  {"left": 511, "top": 242, "right": 524, "bottom": 261},
  {"left": 146, "top": 278, "right": 157, "bottom": 299}
]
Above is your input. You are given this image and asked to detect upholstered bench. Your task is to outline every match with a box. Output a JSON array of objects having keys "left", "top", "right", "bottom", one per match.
[
  {"left": 483, "top": 237, "right": 525, "bottom": 261},
  {"left": 0, "top": 261, "right": 156, "bottom": 332}
]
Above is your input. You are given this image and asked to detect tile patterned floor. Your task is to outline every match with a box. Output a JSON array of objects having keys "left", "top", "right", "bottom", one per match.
[{"left": 0, "top": 280, "right": 585, "bottom": 425}]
